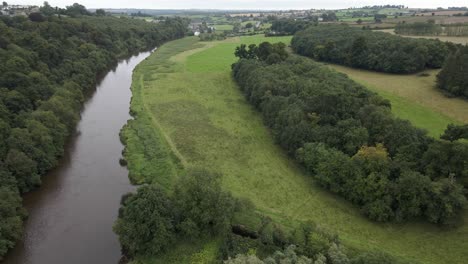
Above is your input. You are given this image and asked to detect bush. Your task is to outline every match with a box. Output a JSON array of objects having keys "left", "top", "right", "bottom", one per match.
[{"left": 113, "top": 185, "right": 176, "bottom": 256}]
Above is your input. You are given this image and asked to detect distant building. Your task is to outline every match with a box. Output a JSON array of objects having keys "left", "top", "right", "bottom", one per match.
[{"left": 0, "top": 5, "right": 39, "bottom": 16}]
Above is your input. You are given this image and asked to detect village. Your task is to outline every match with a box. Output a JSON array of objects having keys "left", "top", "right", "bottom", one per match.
[{"left": 0, "top": 2, "right": 39, "bottom": 16}]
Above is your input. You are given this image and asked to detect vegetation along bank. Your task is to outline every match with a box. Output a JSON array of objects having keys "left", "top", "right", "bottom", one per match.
[{"left": 0, "top": 5, "right": 188, "bottom": 259}]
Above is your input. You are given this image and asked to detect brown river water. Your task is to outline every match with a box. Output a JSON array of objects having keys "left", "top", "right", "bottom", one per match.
[{"left": 3, "top": 51, "right": 153, "bottom": 264}]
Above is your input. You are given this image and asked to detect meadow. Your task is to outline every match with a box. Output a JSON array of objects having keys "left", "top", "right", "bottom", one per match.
[
  {"left": 122, "top": 36, "right": 468, "bottom": 263},
  {"left": 328, "top": 65, "right": 468, "bottom": 137}
]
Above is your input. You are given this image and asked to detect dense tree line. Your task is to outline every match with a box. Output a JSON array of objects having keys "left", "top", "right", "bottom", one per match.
[
  {"left": 234, "top": 42, "right": 288, "bottom": 64},
  {"left": 232, "top": 53, "right": 467, "bottom": 224},
  {"left": 269, "top": 19, "right": 315, "bottom": 35},
  {"left": 396, "top": 21, "right": 468, "bottom": 36},
  {"left": 436, "top": 45, "right": 468, "bottom": 98},
  {"left": 395, "top": 21, "right": 443, "bottom": 36},
  {"left": 0, "top": 6, "right": 188, "bottom": 259},
  {"left": 292, "top": 25, "right": 450, "bottom": 73}
]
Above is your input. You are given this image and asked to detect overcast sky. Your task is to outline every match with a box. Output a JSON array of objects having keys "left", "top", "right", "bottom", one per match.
[{"left": 14, "top": 0, "right": 468, "bottom": 10}]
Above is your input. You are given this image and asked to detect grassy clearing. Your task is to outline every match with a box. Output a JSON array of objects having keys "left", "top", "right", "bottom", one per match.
[
  {"left": 124, "top": 36, "right": 468, "bottom": 263},
  {"left": 328, "top": 64, "right": 468, "bottom": 137}
]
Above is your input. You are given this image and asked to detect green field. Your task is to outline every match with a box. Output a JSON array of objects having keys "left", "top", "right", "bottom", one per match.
[
  {"left": 328, "top": 65, "right": 468, "bottom": 137},
  {"left": 123, "top": 36, "right": 468, "bottom": 263},
  {"left": 213, "top": 24, "right": 233, "bottom": 31}
]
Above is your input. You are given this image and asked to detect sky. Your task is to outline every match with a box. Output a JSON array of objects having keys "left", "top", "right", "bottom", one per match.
[{"left": 14, "top": 0, "right": 468, "bottom": 10}]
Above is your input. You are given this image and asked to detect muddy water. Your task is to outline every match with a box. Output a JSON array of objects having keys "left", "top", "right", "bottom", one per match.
[{"left": 3, "top": 51, "right": 152, "bottom": 264}]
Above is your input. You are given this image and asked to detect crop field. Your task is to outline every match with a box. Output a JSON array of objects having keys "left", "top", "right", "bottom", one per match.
[{"left": 123, "top": 36, "right": 468, "bottom": 263}]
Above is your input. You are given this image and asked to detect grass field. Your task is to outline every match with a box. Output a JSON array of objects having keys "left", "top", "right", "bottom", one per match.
[
  {"left": 328, "top": 65, "right": 468, "bottom": 137},
  {"left": 123, "top": 36, "right": 468, "bottom": 263},
  {"left": 213, "top": 24, "right": 233, "bottom": 31}
]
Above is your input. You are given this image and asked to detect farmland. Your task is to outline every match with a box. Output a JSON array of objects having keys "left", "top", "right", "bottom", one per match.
[{"left": 122, "top": 35, "right": 468, "bottom": 263}]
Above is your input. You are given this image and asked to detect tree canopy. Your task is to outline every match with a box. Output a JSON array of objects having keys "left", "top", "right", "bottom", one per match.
[
  {"left": 232, "top": 52, "right": 467, "bottom": 224},
  {"left": 292, "top": 25, "right": 450, "bottom": 73}
]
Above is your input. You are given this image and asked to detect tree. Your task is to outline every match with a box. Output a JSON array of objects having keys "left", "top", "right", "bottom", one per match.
[
  {"left": 394, "top": 171, "right": 431, "bottom": 221},
  {"left": 2, "top": 2, "right": 7, "bottom": 7},
  {"left": 357, "top": 19, "right": 363, "bottom": 24},
  {"left": 5, "top": 149, "right": 40, "bottom": 193},
  {"left": 436, "top": 46, "right": 468, "bottom": 98},
  {"left": 424, "top": 178, "right": 466, "bottom": 225},
  {"left": 113, "top": 185, "right": 176, "bottom": 257},
  {"left": 40, "top": 1, "right": 56, "bottom": 16},
  {"left": 441, "top": 124, "right": 468, "bottom": 141},
  {"left": 65, "top": 3, "right": 89, "bottom": 17},
  {"left": 29, "top": 12, "right": 46, "bottom": 22},
  {"left": 173, "top": 169, "right": 236, "bottom": 236},
  {"left": 0, "top": 186, "right": 24, "bottom": 258},
  {"left": 95, "top": 9, "right": 105, "bottom": 16},
  {"left": 327, "top": 243, "right": 349, "bottom": 264}
]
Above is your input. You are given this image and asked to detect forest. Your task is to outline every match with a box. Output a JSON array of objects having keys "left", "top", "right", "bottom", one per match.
[
  {"left": 232, "top": 44, "right": 468, "bottom": 224},
  {"left": 0, "top": 7, "right": 188, "bottom": 259},
  {"left": 291, "top": 25, "right": 451, "bottom": 73},
  {"left": 436, "top": 45, "right": 468, "bottom": 98}
]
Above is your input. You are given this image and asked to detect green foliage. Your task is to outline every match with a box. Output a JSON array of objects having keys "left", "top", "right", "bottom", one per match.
[
  {"left": 0, "top": 5, "right": 189, "bottom": 259},
  {"left": 114, "top": 186, "right": 176, "bottom": 256},
  {"left": 270, "top": 19, "right": 315, "bottom": 35},
  {"left": 115, "top": 169, "right": 238, "bottom": 258},
  {"left": 292, "top": 25, "right": 449, "bottom": 73},
  {"left": 436, "top": 45, "right": 468, "bottom": 98},
  {"left": 395, "top": 22, "right": 442, "bottom": 36},
  {"left": 232, "top": 55, "right": 467, "bottom": 224},
  {"left": 234, "top": 42, "right": 288, "bottom": 63},
  {"left": 441, "top": 124, "right": 468, "bottom": 141},
  {"left": 0, "top": 185, "right": 24, "bottom": 259},
  {"left": 174, "top": 169, "right": 237, "bottom": 236}
]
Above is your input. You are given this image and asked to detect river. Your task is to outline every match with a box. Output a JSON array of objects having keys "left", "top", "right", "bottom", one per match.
[{"left": 3, "top": 51, "right": 153, "bottom": 264}]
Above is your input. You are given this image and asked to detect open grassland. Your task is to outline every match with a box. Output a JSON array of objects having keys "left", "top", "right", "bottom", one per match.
[
  {"left": 378, "top": 28, "right": 468, "bottom": 45},
  {"left": 123, "top": 36, "right": 468, "bottom": 263},
  {"left": 213, "top": 24, "right": 233, "bottom": 31},
  {"left": 328, "top": 65, "right": 468, "bottom": 137}
]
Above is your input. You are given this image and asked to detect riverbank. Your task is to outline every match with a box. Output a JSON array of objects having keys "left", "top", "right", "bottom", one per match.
[
  {"left": 122, "top": 36, "right": 468, "bottom": 263},
  {"left": 2, "top": 51, "right": 152, "bottom": 264}
]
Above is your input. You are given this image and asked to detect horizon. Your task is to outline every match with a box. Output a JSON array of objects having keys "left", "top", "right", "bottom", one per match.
[{"left": 7, "top": 1, "right": 468, "bottom": 11}]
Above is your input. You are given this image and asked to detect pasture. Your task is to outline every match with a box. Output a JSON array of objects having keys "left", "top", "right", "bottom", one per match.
[{"left": 123, "top": 35, "right": 468, "bottom": 263}]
